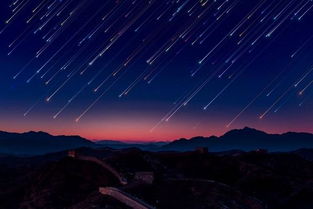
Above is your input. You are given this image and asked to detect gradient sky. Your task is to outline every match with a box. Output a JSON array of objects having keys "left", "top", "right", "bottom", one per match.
[{"left": 0, "top": 0, "right": 312, "bottom": 141}]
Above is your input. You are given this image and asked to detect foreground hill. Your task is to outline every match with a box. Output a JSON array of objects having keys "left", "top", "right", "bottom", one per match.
[
  {"left": 0, "top": 131, "right": 95, "bottom": 155},
  {"left": 0, "top": 148, "right": 313, "bottom": 209},
  {"left": 162, "top": 127, "right": 313, "bottom": 151}
]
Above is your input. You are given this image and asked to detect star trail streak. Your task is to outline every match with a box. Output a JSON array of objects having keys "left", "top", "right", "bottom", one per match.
[{"left": 0, "top": 0, "right": 312, "bottom": 139}]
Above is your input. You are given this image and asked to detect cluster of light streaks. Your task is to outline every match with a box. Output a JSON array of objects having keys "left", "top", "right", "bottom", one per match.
[{"left": 0, "top": 0, "right": 312, "bottom": 134}]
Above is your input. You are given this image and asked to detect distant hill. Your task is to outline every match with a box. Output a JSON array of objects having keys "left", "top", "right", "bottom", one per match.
[
  {"left": 0, "top": 131, "right": 95, "bottom": 156},
  {"left": 95, "top": 140, "right": 126, "bottom": 145},
  {"left": 95, "top": 140, "right": 167, "bottom": 150},
  {"left": 162, "top": 127, "right": 313, "bottom": 152}
]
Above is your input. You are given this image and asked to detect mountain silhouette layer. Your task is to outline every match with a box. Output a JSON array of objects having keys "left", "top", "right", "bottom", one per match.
[
  {"left": 0, "top": 131, "right": 94, "bottom": 155},
  {"left": 1, "top": 127, "right": 313, "bottom": 155},
  {"left": 162, "top": 127, "right": 313, "bottom": 152}
]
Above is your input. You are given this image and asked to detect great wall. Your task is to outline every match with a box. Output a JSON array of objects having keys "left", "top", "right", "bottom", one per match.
[
  {"left": 68, "top": 150, "right": 156, "bottom": 209},
  {"left": 99, "top": 187, "right": 155, "bottom": 209}
]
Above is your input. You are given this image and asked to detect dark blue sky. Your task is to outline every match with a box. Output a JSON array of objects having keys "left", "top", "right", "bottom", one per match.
[{"left": 0, "top": 0, "right": 312, "bottom": 140}]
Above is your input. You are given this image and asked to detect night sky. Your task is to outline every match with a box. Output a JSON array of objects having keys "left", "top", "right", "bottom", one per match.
[{"left": 0, "top": 0, "right": 312, "bottom": 141}]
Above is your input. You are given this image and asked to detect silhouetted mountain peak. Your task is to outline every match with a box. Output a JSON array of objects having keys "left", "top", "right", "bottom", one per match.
[
  {"left": 163, "top": 127, "right": 313, "bottom": 152},
  {"left": 24, "top": 131, "right": 52, "bottom": 138},
  {"left": 191, "top": 136, "right": 216, "bottom": 140},
  {"left": 0, "top": 130, "right": 95, "bottom": 155},
  {"left": 223, "top": 127, "right": 267, "bottom": 138}
]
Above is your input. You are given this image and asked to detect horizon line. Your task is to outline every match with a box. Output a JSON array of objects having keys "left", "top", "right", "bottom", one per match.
[{"left": 1, "top": 126, "right": 312, "bottom": 143}]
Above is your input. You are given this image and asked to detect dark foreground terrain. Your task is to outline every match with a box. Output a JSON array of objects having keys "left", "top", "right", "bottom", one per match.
[{"left": 1, "top": 147, "right": 313, "bottom": 209}]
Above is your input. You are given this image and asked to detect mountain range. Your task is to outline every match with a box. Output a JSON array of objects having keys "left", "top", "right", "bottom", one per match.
[
  {"left": 162, "top": 127, "right": 313, "bottom": 152},
  {"left": 0, "top": 127, "right": 313, "bottom": 155},
  {"left": 0, "top": 131, "right": 94, "bottom": 155}
]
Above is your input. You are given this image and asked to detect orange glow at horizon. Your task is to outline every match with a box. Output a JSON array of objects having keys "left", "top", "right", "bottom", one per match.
[
  {"left": 0, "top": 106, "right": 312, "bottom": 142},
  {"left": 1, "top": 115, "right": 312, "bottom": 142}
]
